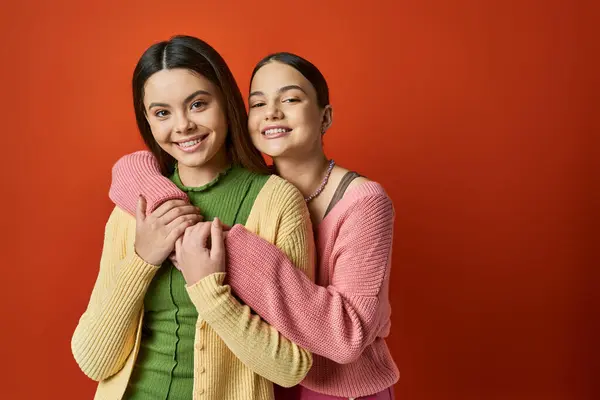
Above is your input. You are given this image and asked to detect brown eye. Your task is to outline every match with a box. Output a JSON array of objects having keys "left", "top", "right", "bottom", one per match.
[
  {"left": 191, "top": 100, "right": 208, "bottom": 110},
  {"left": 155, "top": 110, "right": 169, "bottom": 117}
]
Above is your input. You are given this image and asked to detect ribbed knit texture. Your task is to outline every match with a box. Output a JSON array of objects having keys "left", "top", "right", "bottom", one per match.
[
  {"left": 106, "top": 151, "right": 399, "bottom": 398},
  {"left": 125, "top": 264, "right": 197, "bottom": 399},
  {"left": 109, "top": 151, "right": 189, "bottom": 215},
  {"left": 227, "top": 182, "right": 400, "bottom": 397},
  {"left": 72, "top": 158, "right": 315, "bottom": 400},
  {"left": 124, "top": 165, "right": 269, "bottom": 399}
]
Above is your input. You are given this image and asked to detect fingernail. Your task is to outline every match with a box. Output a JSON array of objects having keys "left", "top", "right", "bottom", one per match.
[{"left": 213, "top": 217, "right": 219, "bottom": 227}]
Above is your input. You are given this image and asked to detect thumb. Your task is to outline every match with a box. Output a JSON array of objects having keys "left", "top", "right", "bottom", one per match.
[
  {"left": 136, "top": 195, "right": 147, "bottom": 223},
  {"left": 210, "top": 218, "right": 224, "bottom": 259}
]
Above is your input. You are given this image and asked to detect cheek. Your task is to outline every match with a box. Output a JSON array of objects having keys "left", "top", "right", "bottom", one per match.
[
  {"left": 149, "top": 120, "right": 171, "bottom": 143},
  {"left": 291, "top": 109, "right": 318, "bottom": 131},
  {"left": 247, "top": 111, "right": 261, "bottom": 131},
  {"left": 197, "top": 107, "right": 228, "bottom": 133}
]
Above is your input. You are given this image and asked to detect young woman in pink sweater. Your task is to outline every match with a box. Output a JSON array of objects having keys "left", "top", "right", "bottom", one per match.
[{"left": 110, "top": 52, "right": 399, "bottom": 399}]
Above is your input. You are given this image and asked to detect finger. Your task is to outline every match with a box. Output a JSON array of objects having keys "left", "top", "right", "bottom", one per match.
[
  {"left": 152, "top": 199, "right": 190, "bottom": 218},
  {"left": 166, "top": 214, "right": 202, "bottom": 231},
  {"left": 160, "top": 205, "right": 202, "bottom": 225},
  {"left": 136, "top": 196, "right": 147, "bottom": 224},
  {"left": 210, "top": 218, "right": 224, "bottom": 259},
  {"left": 167, "top": 220, "right": 194, "bottom": 245},
  {"left": 197, "top": 222, "right": 212, "bottom": 249}
]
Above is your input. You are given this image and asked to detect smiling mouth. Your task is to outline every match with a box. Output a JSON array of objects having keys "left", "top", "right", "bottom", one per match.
[
  {"left": 262, "top": 127, "right": 292, "bottom": 136},
  {"left": 175, "top": 134, "right": 209, "bottom": 150}
]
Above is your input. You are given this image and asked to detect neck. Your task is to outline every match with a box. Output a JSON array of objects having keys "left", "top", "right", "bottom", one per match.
[
  {"left": 178, "top": 149, "right": 230, "bottom": 187},
  {"left": 274, "top": 150, "right": 329, "bottom": 200}
]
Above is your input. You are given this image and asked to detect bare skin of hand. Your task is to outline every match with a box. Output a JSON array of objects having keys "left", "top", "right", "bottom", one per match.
[
  {"left": 134, "top": 196, "right": 203, "bottom": 266},
  {"left": 169, "top": 221, "right": 231, "bottom": 270},
  {"left": 173, "top": 218, "right": 226, "bottom": 285}
]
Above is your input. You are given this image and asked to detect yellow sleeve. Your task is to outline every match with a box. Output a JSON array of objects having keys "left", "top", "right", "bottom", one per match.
[
  {"left": 71, "top": 207, "right": 159, "bottom": 381},
  {"left": 186, "top": 176, "right": 315, "bottom": 387}
]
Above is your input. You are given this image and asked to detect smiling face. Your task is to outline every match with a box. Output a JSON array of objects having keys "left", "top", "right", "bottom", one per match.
[
  {"left": 143, "top": 68, "right": 228, "bottom": 170},
  {"left": 247, "top": 61, "right": 329, "bottom": 159}
]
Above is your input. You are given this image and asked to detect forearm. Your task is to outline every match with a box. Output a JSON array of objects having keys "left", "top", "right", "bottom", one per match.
[
  {"left": 226, "top": 226, "right": 382, "bottom": 364},
  {"left": 71, "top": 250, "right": 159, "bottom": 380},
  {"left": 187, "top": 273, "right": 312, "bottom": 387},
  {"left": 109, "top": 150, "right": 188, "bottom": 215}
]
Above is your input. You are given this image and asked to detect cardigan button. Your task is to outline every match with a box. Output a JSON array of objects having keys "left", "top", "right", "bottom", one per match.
[{"left": 198, "top": 366, "right": 205, "bottom": 373}]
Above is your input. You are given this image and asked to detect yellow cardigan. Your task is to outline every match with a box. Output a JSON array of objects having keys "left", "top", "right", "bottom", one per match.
[{"left": 72, "top": 175, "right": 315, "bottom": 400}]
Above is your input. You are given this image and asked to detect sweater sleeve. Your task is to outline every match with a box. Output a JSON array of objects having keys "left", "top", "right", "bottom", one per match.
[
  {"left": 186, "top": 271, "right": 312, "bottom": 388},
  {"left": 109, "top": 150, "right": 188, "bottom": 215},
  {"left": 186, "top": 184, "right": 315, "bottom": 387},
  {"left": 225, "top": 193, "right": 394, "bottom": 364},
  {"left": 71, "top": 207, "right": 160, "bottom": 381}
]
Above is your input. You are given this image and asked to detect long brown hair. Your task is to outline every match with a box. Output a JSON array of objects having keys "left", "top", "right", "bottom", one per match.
[{"left": 132, "top": 35, "right": 270, "bottom": 175}]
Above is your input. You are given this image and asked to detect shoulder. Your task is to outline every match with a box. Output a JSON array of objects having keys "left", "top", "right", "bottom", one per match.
[
  {"left": 329, "top": 179, "right": 394, "bottom": 225},
  {"left": 104, "top": 206, "right": 137, "bottom": 241},
  {"left": 332, "top": 165, "right": 390, "bottom": 203},
  {"left": 254, "top": 175, "right": 310, "bottom": 223},
  {"left": 231, "top": 166, "right": 272, "bottom": 188},
  {"left": 261, "top": 175, "right": 305, "bottom": 205},
  {"left": 349, "top": 180, "right": 393, "bottom": 211},
  {"left": 330, "top": 165, "right": 370, "bottom": 192},
  {"left": 346, "top": 175, "right": 370, "bottom": 191}
]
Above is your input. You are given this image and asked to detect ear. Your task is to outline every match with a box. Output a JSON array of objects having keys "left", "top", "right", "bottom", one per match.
[{"left": 320, "top": 105, "right": 333, "bottom": 135}]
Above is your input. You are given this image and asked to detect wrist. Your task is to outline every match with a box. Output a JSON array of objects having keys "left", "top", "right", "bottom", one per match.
[
  {"left": 184, "top": 271, "right": 225, "bottom": 288},
  {"left": 182, "top": 269, "right": 209, "bottom": 286},
  {"left": 134, "top": 245, "right": 163, "bottom": 267}
]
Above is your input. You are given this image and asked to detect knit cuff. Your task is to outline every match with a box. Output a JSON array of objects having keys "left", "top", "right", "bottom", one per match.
[
  {"left": 116, "top": 250, "right": 161, "bottom": 294},
  {"left": 185, "top": 272, "right": 229, "bottom": 318},
  {"left": 109, "top": 150, "right": 189, "bottom": 216}
]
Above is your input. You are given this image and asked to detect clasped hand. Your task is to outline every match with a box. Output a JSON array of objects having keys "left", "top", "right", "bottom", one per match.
[{"left": 134, "top": 196, "right": 227, "bottom": 286}]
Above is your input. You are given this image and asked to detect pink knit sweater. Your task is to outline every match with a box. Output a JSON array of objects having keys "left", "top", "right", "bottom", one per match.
[{"left": 109, "top": 152, "right": 399, "bottom": 397}]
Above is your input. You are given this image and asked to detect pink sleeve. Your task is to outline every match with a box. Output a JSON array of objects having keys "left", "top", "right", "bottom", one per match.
[
  {"left": 108, "top": 150, "right": 188, "bottom": 215},
  {"left": 225, "top": 194, "right": 394, "bottom": 364}
]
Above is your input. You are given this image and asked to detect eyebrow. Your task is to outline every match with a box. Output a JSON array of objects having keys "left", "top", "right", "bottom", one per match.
[
  {"left": 148, "top": 89, "right": 212, "bottom": 109},
  {"left": 249, "top": 85, "right": 307, "bottom": 98}
]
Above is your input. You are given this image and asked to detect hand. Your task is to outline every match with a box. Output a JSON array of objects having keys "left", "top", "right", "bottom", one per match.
[
  {"left": 174, "top": 218, "right": 226, "bottom": 285},
  {"left": 134, "top": 196, "right": 203, "bottom": 265},
  {"left": 169, "top": 221, "right": 230, "bottom": 270}
]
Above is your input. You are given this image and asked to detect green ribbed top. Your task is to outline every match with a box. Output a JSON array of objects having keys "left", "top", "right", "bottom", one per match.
[{"left": 124, "top": 165, "right": 270, "bottom": 400}]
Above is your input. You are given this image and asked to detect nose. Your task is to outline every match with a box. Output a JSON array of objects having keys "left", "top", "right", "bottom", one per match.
[
  {"left": 264, "top": 102, "right": 283, "bottom": 120},
  {"left": 174, "top": 113, "right": 195, "bottom": 133}
]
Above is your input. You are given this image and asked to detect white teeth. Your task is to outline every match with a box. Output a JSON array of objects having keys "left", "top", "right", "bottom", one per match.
[
  {"left": 264, "top": 128, "right": 290, "bottom": 135},
  {"left": 178, "top": 139, "right": 201, "bottom": 147}
]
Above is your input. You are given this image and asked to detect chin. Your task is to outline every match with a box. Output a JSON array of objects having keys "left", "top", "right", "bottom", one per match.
[
  {"left": 180, "top": 154, "right": 213, "bottom": 168},
  {"left": 166, "top": 147, "right": 205, "bottom": 167},
  {"left": 256, "top": 146, "right": 285, "bottom": 159}
]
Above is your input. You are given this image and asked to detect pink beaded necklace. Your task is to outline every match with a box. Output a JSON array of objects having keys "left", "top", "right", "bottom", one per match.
[{"left": 304, "top": 159, "right": 336, "bottom": 203}]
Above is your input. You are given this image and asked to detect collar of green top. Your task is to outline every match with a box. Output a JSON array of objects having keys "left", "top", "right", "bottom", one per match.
[{"left": 171, "top": 164, "right": 233, "bottom": 192}]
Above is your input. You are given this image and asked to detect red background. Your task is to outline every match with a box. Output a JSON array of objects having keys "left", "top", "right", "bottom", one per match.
[{"left": 1, "top": 1, "right": 597, "bottom": 399}]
